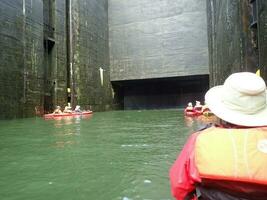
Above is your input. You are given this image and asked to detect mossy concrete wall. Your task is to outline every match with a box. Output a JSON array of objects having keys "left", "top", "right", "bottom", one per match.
[
  {"left": 258, "top": 0, "right": 267, "bottom": 81},
  {"left": 54, "top": 1, "right": 68, "bottom": 108},
  {"left": 109, "top": 0, "right": 209, "bottom": 81},
  {"left": 0, "top": 0, "right": 44, "bottom": 119},
  {"left": 0, "top": 0, "right": 113, "bottom": 119},
  {"left": 72, "top": 0, "right": 113, "bottom": 111},
  {"left": 206, "top": 0, "right": 267, "bottom": 86},
  {"left": 43, "top": 0, "right": 68, "bottom": 113}
]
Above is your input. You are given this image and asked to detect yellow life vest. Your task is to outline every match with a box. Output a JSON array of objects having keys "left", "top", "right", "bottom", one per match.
[{"left": 195, "top": 126, "right": 267, "bottom": 185}]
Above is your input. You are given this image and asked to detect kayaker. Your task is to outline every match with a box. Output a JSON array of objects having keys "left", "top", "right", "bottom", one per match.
[
  {"left": 170, "top": 72, "right": 267, "bottom": 200},
  {"left": 63, "top": 102, "right": 72, "bottom": 113},
  {"left": 52, "top": 106, "right": 62, "bottom": 114},
  {"left": 194, "top": 101, "right": 202, "bottom": 111},
  {"left": 74, "top": 105, "right": 82, "bottom": 113},
  {"left": 185, "top": 102, "right": 194, "bottom": 112}
]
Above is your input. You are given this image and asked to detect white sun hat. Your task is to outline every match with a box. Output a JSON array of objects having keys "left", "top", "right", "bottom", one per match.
[{"left": 205, "top": 72, "right": 267, "bottom": 127}]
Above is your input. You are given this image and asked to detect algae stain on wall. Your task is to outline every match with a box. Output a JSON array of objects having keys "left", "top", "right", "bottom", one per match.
[
  {"left": 206, "top": 0, "right": 267, "bottom": 85},
  {"left": 72, "top": 0, "right": 113, "bottom": 111}
]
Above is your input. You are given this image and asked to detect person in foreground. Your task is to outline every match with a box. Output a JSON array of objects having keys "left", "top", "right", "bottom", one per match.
[{"left": 170, "top": 72, "right": 267, "bottom": 200}]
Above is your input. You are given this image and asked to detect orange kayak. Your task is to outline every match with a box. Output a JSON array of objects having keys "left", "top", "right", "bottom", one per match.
[{"left": 44, "top": 111, "right": 93, "bottom": 119}]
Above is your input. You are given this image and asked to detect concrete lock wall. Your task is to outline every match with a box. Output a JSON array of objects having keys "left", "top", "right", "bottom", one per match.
[
  {"left": 109, "top": 0, "right": 209, "bottom": 81},
  {"left": 206, "top": 0, "right": 267, "bottom": 86},
  {"left": 3, "top": 0, "right": 267, "bottom": 117},
  {"left": 43, "top": 0, "right": 68, "bottom": 114},
  {"left": 0, "top": 0, "right": 71, "bottom": 119},
  {"left": 0, "top": 0, "right": 113, "bottom": 119},
  {"left": 72, "top": 0, "right": 113, "bottom": 111},
  {"left": 0, "top": 0, "right": 44, "bottom": 119},
  {"left": 258, "top": 0, "right": 267, "bottom": 81}
]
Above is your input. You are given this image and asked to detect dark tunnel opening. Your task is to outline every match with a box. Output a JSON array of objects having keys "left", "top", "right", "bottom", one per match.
[{"left": 112, "top": 75, "right": 209, "bottom": 110}]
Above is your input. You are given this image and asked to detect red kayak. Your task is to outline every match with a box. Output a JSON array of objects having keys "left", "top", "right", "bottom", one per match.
[
  {"left": 194, "top": 106, "right": 203, "bottom": 116},
  {"left": 184, "top": 108, "right": 203, "bottom": 117},
  {"left": 194, "top": 110, "right": 203, "bottom": 116},
  {"left": 44, "top": 111, "right": 93, "bottom": 119},
  {"left": 184, "top": 109, "right": 197, "bottom": 117}
]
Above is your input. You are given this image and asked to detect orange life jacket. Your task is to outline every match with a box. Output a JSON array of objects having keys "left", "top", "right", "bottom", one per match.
[{"left": 195, "top": 126, "right": 267, "bottom": 186}]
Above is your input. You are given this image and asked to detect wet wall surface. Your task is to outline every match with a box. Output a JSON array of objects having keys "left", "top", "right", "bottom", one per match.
[
  {"left": 206, "top": 0, "right": 262, "bottom": 86},
  {"left": 109, "top": 0, "right": 209, "bottom": 81},
  {"left": 72, "top": 0, "right": 113, "bottom": 111},
  {"left": 0, "top": 0, "right": 44, "bottom": 119},
  {"left": 0, "top": 0, "right": 114, "bottom": 119},
  {"left": 53, "top": 1, "right": 68, "bottom": 107},
  {"left": 43, "top": 0, "right": 68, "bottom": 112},
  {"left": 23, "top": 0, "right": 44, "bottom": 116},
  {"left": 258, "top": 0, "right": 267, "bottom": 80},
  {"left": 0, "top": 0, "right": 71, "bottom": 119}
]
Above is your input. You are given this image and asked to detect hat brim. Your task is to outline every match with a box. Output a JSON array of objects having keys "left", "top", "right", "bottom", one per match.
[{"left": 205, "top": 86, "right": 267, "bottom": 127}]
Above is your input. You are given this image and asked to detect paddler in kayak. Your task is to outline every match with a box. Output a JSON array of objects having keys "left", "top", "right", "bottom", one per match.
[
  {"left": 63, "top": 102, "right": 72, "bottom": 113},
  {"left": 170, "top": 72, "right": 267, "bottom": 200},
  {"left": 52, "top": 106, "right": 62, "bottom": 114},
  {"left": 194, "top": 101, "right": 202, "bottom": 111},
  {"left": 74, "top": 105, "right": 82, "bottom": 113},
  {"left": 193, "top": 101, "right": 203, "bottom": 115},
  {"left": 186, "top": 102, "right": 193, "bottom": 111},
  {"left": 184, "top": 102, "right": 196, "bottom": 117}
]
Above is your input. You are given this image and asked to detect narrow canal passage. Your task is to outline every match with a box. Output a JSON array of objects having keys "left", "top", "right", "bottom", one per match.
[{"left": 0, "top": 110, "right": 202, "bottom": 200}]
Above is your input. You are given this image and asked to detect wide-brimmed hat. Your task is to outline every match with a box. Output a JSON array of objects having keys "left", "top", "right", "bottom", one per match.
[{"left": 205, "top": 72, "right": 267, "bottom": 127}]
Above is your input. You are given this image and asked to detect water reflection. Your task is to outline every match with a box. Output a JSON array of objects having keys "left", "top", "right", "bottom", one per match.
[
  {"left": 51, "top": 115, "right": 93, "bottom": 148},
  {"left": 52, "top": 115, "right": 92, "bottom": 128},
  {"left": 54, "top": 140, "right": 77, "bottom": 148},
  {"left": 51, "top": 115, "right": 92, "bottom": 126}
]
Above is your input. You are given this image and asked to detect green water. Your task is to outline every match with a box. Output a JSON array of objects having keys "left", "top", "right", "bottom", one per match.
[{"left": 0, "top": 110, "right": 203, "bottom": 200}]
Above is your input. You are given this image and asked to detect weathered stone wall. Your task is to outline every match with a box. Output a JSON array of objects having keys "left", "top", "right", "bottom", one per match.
[
  {"left": 109, "top": 0, "right": 209, "bottom": 81},
  {"left": 72, "top": 0, "right": 113, "bottom": 111},
  {"left": 206, "top": 0, "right": 262, "bottom": 86}
]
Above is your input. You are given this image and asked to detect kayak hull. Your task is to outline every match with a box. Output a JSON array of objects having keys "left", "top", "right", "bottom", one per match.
[
  {"left": 184, "top": 111, "right": 197, "bottom": 117},
  {"left": 184, "top": 109, "right": 202, "bottom": 117},
  {"left": 44, "top": 111, "right": 93, "bottom": 119}
]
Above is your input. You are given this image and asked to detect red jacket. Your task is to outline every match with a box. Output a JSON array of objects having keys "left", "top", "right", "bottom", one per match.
[
  {"left": 169, "top": 126, "right": 267, "bottom": 200},
  {"left": 169, "top": 132, "right": 201, "bottom": 200}
]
